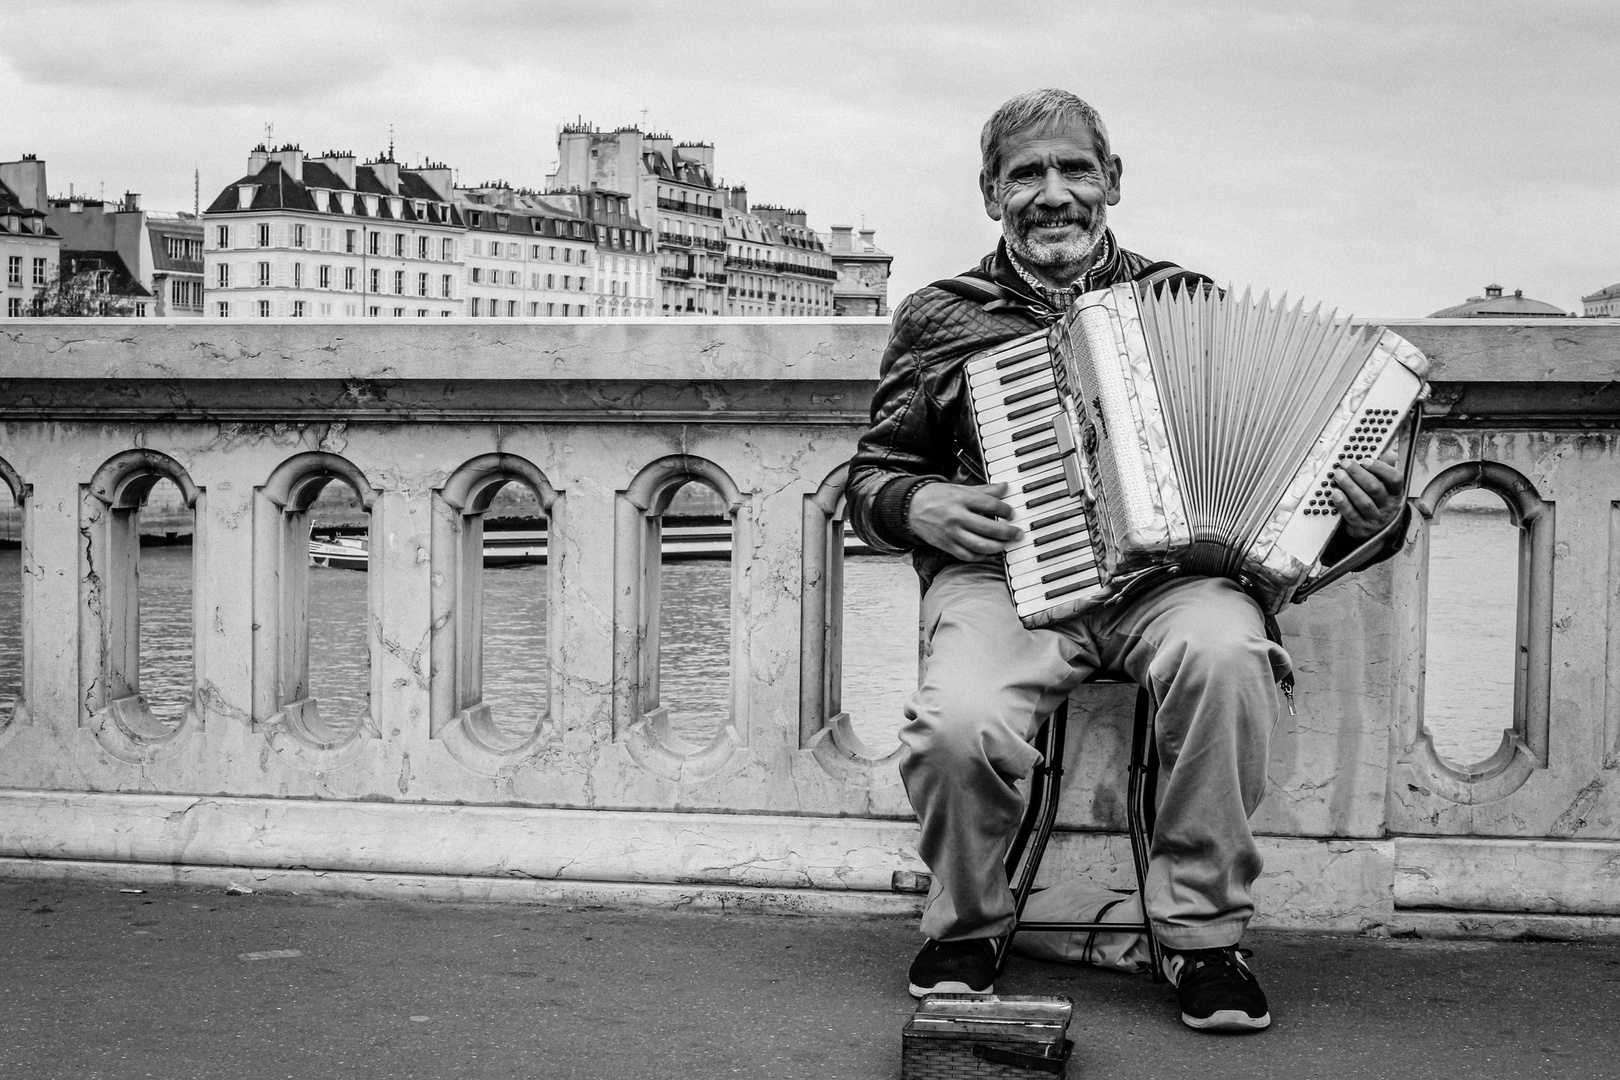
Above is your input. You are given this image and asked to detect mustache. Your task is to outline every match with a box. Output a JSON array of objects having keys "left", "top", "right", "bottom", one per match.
[{"left": 1023, "top": 210, "right": 1088, "bottom": 228}]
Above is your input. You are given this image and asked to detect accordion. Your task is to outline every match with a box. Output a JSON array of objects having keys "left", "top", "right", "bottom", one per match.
[{"left": 965, "top": 281, "right": 1430, "bottom": 627}]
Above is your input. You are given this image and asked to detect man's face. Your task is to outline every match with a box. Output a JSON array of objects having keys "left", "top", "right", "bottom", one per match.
[{"left": 981, "top": 120, "right": 1122, "bottom": 276}]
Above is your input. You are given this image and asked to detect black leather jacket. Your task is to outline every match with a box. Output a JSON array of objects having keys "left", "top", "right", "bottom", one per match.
[{"left": 845, "top": 235, "right": 1408, "bottom": 592}]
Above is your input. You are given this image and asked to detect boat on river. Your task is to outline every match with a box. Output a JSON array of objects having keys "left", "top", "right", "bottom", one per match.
[{"left": 309, "top": 518, "right": 874, "bottom": 570}]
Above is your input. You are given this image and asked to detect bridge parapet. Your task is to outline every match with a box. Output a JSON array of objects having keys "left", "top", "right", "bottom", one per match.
[{"left": 0, "top": 317, "right": 1617, "bottom": 934}]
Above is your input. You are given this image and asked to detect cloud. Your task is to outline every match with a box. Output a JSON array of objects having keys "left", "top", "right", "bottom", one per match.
[{"left": 1, "top": 0, "right": 1615, "bottom": 314}]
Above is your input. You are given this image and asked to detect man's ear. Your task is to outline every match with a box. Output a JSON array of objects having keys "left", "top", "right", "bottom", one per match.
[
  {"left": 979, "top": 168, "right": 1003, "bottom": 221},
  {"left": 1105, "top": 154, "right": 1124, "bottom": 207}
]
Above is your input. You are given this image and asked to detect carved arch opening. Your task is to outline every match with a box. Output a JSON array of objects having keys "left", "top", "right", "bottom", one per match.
[
  {"left": 430, "top": 453, "right": 563, "bottom": 773},
  {"left": 0, "top": 454, "right": 30, "bottom": 735},
  {"left": 800, "top": 462, "right": 904, "bottom": 779},
  {"left": 253, "top": 451, "right": 380, "bottom": 766},
  {"left": 1404, "top": 460, "right": 1554, "bottom": 803},
  {"left": 78, "top": 449, "right": 203, "bottom": 763},
  {"left": 613, "top": 454, "right": 750, "bottom": 781}
]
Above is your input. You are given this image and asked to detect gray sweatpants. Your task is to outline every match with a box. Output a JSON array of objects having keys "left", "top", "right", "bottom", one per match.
[{"left": 900, "top": 561, "right": 1290, "bottom": 951}]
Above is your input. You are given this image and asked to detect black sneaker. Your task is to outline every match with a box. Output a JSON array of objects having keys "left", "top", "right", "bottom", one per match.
[
  {"left": 907, "top": 938, "right": 997, "bottom": 998},
  {"left": 1161, "top": 946, "right": 1271, "bottom": 1031}
]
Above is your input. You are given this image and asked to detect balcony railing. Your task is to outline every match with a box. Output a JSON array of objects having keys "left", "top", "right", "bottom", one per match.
[
  {"left": 656, "top": 198, "right": 723, "bottom": 220},
  {"left": 776, "top": 262, "right": 839, "bottom": 280},
  {"left": 0, "top": 319, "right": 1613, "bottom": 935},
  {"left": 659, "top": 232, "right": 694, "bottom": 248}
]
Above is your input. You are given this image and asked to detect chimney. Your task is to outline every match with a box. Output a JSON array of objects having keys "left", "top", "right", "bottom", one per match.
[
  {"left": 647, "top": 133, "right": 674, "bottom": 172},
  {"left": 0, "top": 156, "right": 48, "bottom": 211},
  {"left": 728, "top": 184, "right": 748, "bottom": 213},
  {"left": 676, "top": 141, "right": 714, "bottom": 174},
  {"left": 1514, "top": 288, "right": 1523, "bottom": 299},
  {"left": 414, "top": 161, "right": 453, "bottom": 200},
  {"left": 313, "top": 150, "right": 356, "bottom": 188},
  {"left": 369, "top": 154, "right": 401, "bottom": 194},
  {"left": 858, "top": 228, "right": 876, "bottom": 251},
  {"left": 122, "top": 192, "right": 141, "bottom": 212},
  {"left": 268, "top": 144, "right": 304, "bottom": 182},
  {"left": 248, "top": 144, "right": 270, "bottom": 175},
  {"left": 829, "top": 225, "right": 853, "bottom": 252}
]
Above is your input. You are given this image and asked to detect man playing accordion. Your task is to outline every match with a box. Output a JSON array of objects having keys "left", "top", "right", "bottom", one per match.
[{"left": 845, "top": 89, "right": 1409, "bottom": 1032}]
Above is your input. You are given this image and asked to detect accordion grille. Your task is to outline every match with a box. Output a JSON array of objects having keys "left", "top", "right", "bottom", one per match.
[{"left": 1136, "top": 285, "right": 1381, "bottom": 578}]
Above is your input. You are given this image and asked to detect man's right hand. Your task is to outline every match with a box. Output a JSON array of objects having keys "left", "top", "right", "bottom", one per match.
[{"left": 908, "top": 482, "right": 1022, "bottom": 561}]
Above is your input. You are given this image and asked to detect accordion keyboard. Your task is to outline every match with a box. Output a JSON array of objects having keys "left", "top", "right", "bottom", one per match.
[{"left": 965, "top": 333, "right": 1106, "bottom": 625}]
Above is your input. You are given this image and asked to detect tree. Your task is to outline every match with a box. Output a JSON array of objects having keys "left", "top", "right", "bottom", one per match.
[{"left": 28, "top": 269, "right": 140, "bottom": 317}]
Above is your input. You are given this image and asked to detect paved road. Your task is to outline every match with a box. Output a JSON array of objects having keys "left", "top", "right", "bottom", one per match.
[{"left": 2, "top": 879, "right": 1616, "bottom": 1079}]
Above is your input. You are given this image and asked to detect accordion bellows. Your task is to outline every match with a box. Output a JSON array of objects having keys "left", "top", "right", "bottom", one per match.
[{"left": 1051, "top": 282, "right": 1430, "bottom": 612}]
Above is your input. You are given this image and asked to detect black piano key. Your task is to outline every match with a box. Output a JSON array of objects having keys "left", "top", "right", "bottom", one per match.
[
  {"left": 999, "top": 365, "right": 1043, "bottom": 386},
  {"left": 1008, "top": 397, "right": 1057, "bottom": 421},
  {"left": 1027, "top": 489, "right": 1067, "bottom": 510},
  {"left": 1030, "top": 509, "right": 1080, "bottom": 531},
  {"left": 1013, "top": 436, "right": 1058, "bottom": 458},
  {"left": 1044, "top": 578, "right": 1099, "bottom": 600},
  {"left": 1017, "top": 452, "right": 1063, "bottom": 474},
  {"left": 1041, "top": 559, "right": 1097, "bottom": 584},
  {"left": 1032, "top": 524, "right": 1087, "bottom": 548},
  {"left": 1036, "top": 541, "right": 1091, "bottom": 563},
  {"left": 1012, "top": 421, "right": 1051, "bottom": 442},
  {"left": 1004, "top": 384, "right": 1051, "bottom": 407},
  {"left": 994, "top": 348, "right": 1045, "bottom": 369},
  {"left": 1021, "top": 474, "right": 1064, "bottom": 494}
]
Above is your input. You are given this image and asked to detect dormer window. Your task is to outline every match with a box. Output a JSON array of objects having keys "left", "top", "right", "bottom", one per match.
[
  {"left": 388, "top": 197, "right": 403, "bottom": 219},
  {"left": 314, "top": 189, "right": 330, "bottom": 213},
  {"left": 414, "top": 200, "right": 426, "bottom": 218},
  {"left": 237, "top": 184, "right": 256, "bottom": 210},
  {"left": 338, "top": 191, "right": 354, "bottom": 214},
  {"left": 363, "top": 195, "right": 379, "bottom": 216}
]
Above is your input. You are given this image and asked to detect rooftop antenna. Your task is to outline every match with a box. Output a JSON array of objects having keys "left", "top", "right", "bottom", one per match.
[
  {"left": 265, "top": 121, "right": 273, "bottom": 144},
  {"left": 194, "top": 168, "right": 199, "bottom": 217},
  {"left": 389, "top": 123, "right": 395, "bottom": 161},
  {"left": 639, "top": 107, "right": 649, "bottom": 129}
]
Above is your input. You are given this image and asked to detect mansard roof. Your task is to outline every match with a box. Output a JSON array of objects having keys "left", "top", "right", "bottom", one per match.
[
  {"left": 61, "top": 249, "right": 152, "bottom": 297},
  {"left": 204, "top": 162, "right": 463, "bottom": 226}
]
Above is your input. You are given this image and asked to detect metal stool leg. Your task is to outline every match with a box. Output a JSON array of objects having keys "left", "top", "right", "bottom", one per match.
[{"left": 997, "top": 688, "right": 1164, "bottom": 982}]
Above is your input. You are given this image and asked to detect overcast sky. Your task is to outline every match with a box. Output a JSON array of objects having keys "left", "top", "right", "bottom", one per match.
[{"left": 3, "top": 0, "right": 1616, "bottom": 317}]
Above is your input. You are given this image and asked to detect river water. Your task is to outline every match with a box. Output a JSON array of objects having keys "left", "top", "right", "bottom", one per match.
[{"left": 0, "top": 498, "right": 1516, "bottom": 766}]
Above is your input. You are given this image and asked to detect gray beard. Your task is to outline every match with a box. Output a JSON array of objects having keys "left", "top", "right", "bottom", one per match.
[{"left": 1002, "top": 205, "right": 1108, "bottom": 285}]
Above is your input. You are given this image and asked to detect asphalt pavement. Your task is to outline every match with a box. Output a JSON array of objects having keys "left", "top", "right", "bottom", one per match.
[{"left": 1, "top": 878, "right": 1616, "bottom": 1079}]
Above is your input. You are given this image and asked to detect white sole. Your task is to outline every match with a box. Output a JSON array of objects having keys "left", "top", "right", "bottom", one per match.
[
  {"left": 1181, "top": 1009, "right": 1272, "bottom": 1032},
  {"left": 908, "top": 980, "right": 994, "bottom": 999}
]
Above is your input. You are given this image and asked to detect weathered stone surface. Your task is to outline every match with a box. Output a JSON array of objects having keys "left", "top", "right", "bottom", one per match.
[{"left": 1, "top": 318, "right": 1618, "bottom": 926}]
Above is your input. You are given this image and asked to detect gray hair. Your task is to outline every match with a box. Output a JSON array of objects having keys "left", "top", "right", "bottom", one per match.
[{"left": 980, "top": 89, "right": 1111, "bottom": 178}]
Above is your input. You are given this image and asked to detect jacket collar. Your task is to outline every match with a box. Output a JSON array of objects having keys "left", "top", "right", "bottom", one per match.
[{"left": 974, "top": 231, "right": 1127, "bottom": 314}]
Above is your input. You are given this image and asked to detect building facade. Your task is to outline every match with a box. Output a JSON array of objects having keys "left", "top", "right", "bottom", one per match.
[
  {"left": 1581, "top": 282, "right": 1620, "bottom": 318},
  {"left": 1428, "top": 284, "right": 1567, "bottom": 318},
  {"left": 826, "top": 225, "right": 892, "bottom": 317},
  {"left": 0, "top": 156, "right": 60, "bottom": 319},
  {"left": 542, "top": 187, "right": 656, "bottom": 317},
  {"left": 147, "top": 212, "right": 204, "bottom": 317},
  {"left": 203, "top": 145, "right": 466, "bottom": 318},
  {"left": 455, "top": 184, "right": 598, "bottom": 318},
  {"left": 551, "top": 123, "right": 859, "bottom": 318}
]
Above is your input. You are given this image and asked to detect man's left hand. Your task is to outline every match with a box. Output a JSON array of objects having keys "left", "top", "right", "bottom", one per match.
[{"left": 1330, "top": 449, "right": 1406, "bottom": 541}]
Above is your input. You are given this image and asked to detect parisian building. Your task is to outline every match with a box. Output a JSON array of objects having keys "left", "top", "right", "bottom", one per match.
[
  {"left": 827, "top": 225, "right": 892, "bottom": 317},
  {"left": 541, "top": 186, "right": 656, "bottom": 317},
  {"left": 1428, "top": 284, "right": 1567, "bottom": 318},
  {"left": 45, "top": 189, "right": 156, "bottom": 315},
  {"left": 550, "top": 122, "right": 866, "bottom": 318},
  {"left": 0, "top": 156, "right": 60, "bottom": 319},
  {"left": 147, "top": 212, "right": 204, "bottom": 317},
  {"left": 455, "top": 183, "right": 643, "bottom": 318},
  {"left": 202, "top": 145, "right": 466, "bottom": 318},
  {"left": 1581, "top": 282, "right": 1620, "bottom": 317}
]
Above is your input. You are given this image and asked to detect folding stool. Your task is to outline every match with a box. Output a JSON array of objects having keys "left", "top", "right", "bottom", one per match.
[{"left": 995, "top": 684, "right": 1165, "bottom": 982}]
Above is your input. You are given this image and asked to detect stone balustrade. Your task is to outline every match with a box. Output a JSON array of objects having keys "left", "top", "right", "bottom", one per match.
[{"left": 0, "top": 317, "right": 1617, "bottom": 936}]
